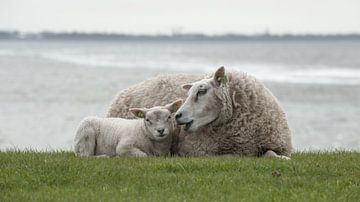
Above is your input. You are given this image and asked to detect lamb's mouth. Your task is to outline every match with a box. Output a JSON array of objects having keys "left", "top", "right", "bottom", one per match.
[
  {"left": 157, "top": 134, "right": 167, "bottom": 139},
  {"left": 184, "top": 120, "right": 194, "bottom": 131}
]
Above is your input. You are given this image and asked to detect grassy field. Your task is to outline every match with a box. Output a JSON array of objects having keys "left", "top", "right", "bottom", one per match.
[{"left": 1, "top": 151, "right": 359, "bottom": 201}]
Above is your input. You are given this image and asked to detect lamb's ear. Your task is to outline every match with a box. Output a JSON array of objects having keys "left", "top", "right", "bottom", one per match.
[
  {"left": 181, "top": 83, "right": 193, "bottom": 90},
  {"left": 213, "top": 66, "right": 227, "bottom": 86},
  {"left": 165, "top": 99, "right": 183, "bottom": 113},
  {"left": 129, "top": 108, "right": 147, "bottom": 118}
]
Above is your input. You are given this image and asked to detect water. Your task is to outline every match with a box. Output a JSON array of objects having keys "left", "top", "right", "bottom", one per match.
[
  {"left": 0, "top": 40, "right": 359, "bottom": 151},
  {"left": 2, "top": 40, "right": 360, "bottom": 84}
]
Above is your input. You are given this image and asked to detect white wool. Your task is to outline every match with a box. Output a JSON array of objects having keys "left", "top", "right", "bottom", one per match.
[
  {"left": 107, "top": 68, "right": 292, "bottom": 158},
  {"left": 74, "top": 116, "right": 173, "bottom": 157}
]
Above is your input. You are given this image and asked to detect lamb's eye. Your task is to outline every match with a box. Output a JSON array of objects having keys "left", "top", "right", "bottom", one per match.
[
  {"left": 168, "top": 116, "right": 171, "bottom": 119},
  {"left": 146, "top": 119, "right": 152, "bottom": 124}
]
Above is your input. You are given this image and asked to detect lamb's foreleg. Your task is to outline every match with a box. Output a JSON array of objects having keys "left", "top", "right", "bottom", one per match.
[{"left": 116, "top": 144, "right": 147, "bottom": 157}]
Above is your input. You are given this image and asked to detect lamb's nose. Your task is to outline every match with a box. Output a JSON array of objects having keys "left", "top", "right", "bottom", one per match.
[
  {"left": 157, "top": 129, "right": 165, "bottom": 134},
  {"left": 175, "top": 112, "right": 182, "bottom": 120}
]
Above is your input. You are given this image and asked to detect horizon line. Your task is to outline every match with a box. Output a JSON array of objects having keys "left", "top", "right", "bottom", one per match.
[{"left": 1, "top": 30, "right": 360, "bottom": 36}]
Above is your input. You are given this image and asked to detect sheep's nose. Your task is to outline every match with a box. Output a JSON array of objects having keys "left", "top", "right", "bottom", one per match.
[
  {"left": 157, "top": 129, "right": 165, "bottom": 134},
  {"left": 175, "top": 112, "right": 182, "bottom": 120}
]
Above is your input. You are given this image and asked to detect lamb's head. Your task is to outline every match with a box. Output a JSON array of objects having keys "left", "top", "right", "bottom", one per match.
[
  {"left": 130, "top": 99, "right": 183, "bottom": 140},
  {"left": 175, "top": 66, "right": 233, "bottom": 132}
]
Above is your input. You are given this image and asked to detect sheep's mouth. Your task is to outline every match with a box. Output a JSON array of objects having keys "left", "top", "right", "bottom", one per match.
[{"left": 184, "top": 120, "right": 194, "bottom": 131}]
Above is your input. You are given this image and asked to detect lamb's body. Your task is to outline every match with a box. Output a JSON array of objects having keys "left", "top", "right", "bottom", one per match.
[
  {"left": 74, "top": 117, "right": 172, "bottom": 157},
  {"left": 107, "top": 70, "right": 292, "bottom": 157}
]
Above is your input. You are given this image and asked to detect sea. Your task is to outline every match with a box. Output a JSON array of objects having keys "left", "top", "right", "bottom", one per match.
[{"left": 0, "top": 40, "right": 359, "bottom": 151}]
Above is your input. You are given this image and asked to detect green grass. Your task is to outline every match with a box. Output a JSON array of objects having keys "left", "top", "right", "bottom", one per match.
[{"left": 1, "top": 151, "right": 359, "bottom": 202}]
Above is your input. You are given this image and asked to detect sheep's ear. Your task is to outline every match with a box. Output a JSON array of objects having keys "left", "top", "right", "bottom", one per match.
[
  {"left": 166, "top": 99, "right": 183, "bottom": 113},
  {"left": 129, "top": 108, "right": 147, "bottom": 118},
  {"left": 181, "top": 83, "right": 193, "bottom": 90},
  {"left": 213, "top": 66, "right": 227, "bottom": 86}
]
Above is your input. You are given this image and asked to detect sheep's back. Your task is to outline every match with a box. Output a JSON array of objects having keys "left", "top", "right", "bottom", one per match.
[{"left": 107, "top": 74, "right": 203, "bottom": 118}]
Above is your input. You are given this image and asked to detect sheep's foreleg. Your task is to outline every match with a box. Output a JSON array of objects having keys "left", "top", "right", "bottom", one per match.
[{"left": 263, "top": 150, "right": 291, "bottom": 160}]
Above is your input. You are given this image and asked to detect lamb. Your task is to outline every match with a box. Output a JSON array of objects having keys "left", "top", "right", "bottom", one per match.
[
  {"left": 74, "top": 100, "right": 182, "bottom": 157},
  {"left": 107, "top": 67, "right": 292, "bottom": 159}
]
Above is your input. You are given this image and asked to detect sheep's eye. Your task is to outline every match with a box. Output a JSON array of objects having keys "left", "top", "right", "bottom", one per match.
[
  {"left": 146, "top": 119, "right": 152, "bottom": 124},
  {"left": 168, "top": 116, "right": 171, "bottom": 119},
  {"left": 197, "top": 89, "right": 207, "bottom": 96}
]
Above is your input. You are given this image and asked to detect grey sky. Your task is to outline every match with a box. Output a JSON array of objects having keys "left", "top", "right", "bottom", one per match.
[{"left": 1, "top": 0, "right": 359, "bottom": 34}]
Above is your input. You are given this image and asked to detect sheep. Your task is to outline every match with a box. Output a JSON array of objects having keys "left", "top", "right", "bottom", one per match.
[
  {"left": 74, "top": 100, "right": 182, "bottom": 157},
  {"left": 107, "top": 67, "right": 292, "bottom": 159}
]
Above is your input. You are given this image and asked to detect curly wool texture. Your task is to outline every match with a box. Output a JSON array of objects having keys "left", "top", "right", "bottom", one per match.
[{"left": 107, "top": 71, "right": 292, "bottom": 156}]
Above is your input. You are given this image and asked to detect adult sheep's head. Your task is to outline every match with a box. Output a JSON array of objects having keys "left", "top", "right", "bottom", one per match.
[
  {"left": 130, "top": 99, "right": 183, "bottom": 140},
  {"left": 175, "top": 66, "right": 233, "bottom": 132}
]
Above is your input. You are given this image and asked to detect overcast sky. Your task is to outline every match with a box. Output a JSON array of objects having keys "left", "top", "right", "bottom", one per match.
[{"left": 1, "top": 0, "right": 359, "bottom": 34}]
